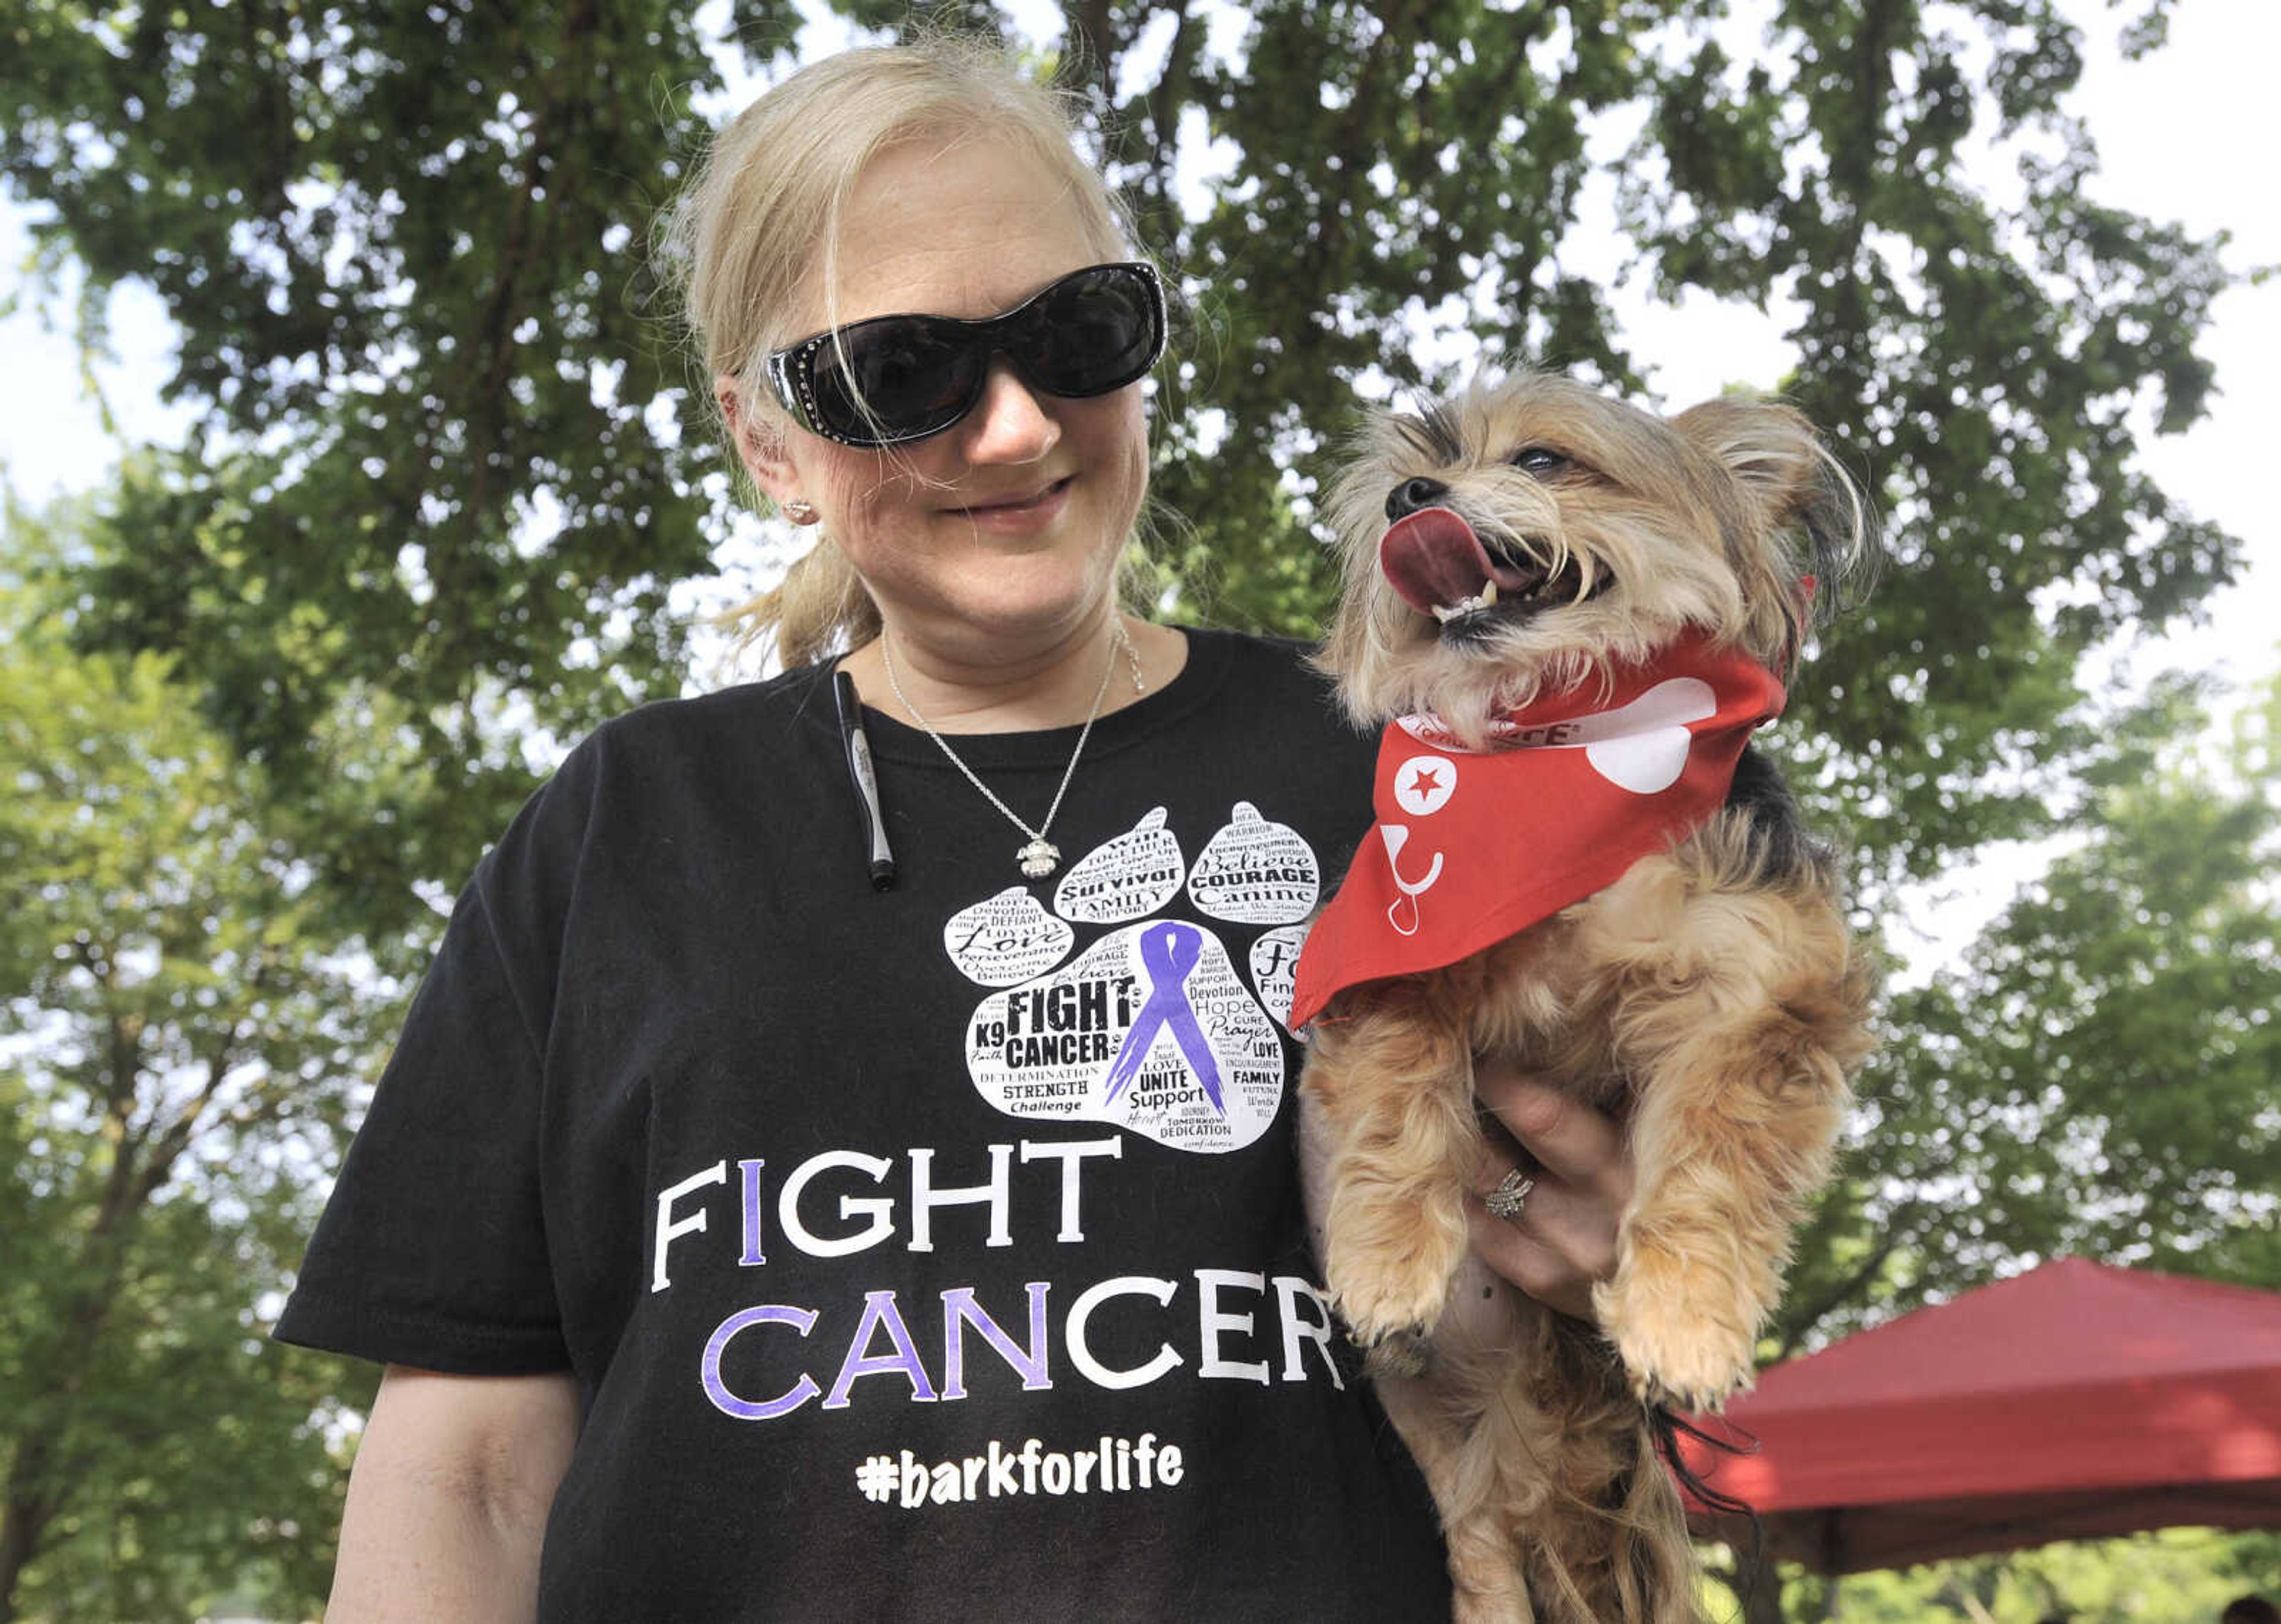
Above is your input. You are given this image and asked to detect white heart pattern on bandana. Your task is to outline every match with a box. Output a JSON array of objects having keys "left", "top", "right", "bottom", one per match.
[{"left": 1572, "top": 677, "right": 1718, "bottom": 794}]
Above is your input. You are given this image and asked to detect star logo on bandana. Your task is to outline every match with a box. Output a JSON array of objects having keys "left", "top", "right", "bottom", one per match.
[{"left": 1392, "top": 754, "right": 1458, "bottom": 816}]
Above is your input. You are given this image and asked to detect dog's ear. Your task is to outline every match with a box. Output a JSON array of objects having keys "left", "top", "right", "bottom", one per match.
[
  {"left": 1672, "top": 397, "right": 1878, "bottom": 640},
  {"left": 1670, "top": 399, "right": 1821, "bottom": 527}
]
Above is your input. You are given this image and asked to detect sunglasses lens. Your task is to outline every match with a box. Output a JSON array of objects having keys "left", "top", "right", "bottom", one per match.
[
  {"left": 808, "top": 320, "right": 984, "bottom": 445},
  {"left": 1014, "top": 266, "right": 1164, "bottom": 397},
  {"left": 780, "top": 264, "right": 1164, "bottom": 446}
]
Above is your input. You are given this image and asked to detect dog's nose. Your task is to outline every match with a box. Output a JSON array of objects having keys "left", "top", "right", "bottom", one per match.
[{"left": 1385, "top": 478, "right": 1449, "bottom": 523}]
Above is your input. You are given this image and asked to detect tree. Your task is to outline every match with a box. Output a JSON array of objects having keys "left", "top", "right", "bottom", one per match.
[
  {"left": 1774, "top": 667, "right": 2281, "bottom": 1360},
  {"left": 1, "top": 0, "right": 771, "bottom": 952},
  {"left": 0, "top": 491, "right": 384, "bottom": 1621},
  {"left": 0, "top": 0, "right": 2266, "bottom": 1610},
  {"left": 1695, "top": 669, "right": 2281, "bottom": 1620}
]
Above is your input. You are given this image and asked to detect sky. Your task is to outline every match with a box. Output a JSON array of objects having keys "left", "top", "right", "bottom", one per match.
[{"left": 1, "top": 0, "right": 2273, "bottom": 972}]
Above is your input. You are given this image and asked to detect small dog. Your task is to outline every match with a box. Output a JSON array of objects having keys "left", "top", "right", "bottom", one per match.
[{"left": 1290, "top": 372, "right": 1878, "bottom": 1623}]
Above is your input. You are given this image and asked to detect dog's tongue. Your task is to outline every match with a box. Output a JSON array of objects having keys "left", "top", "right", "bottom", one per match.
[{"left": 1379, "top": 507, "right": 1525, "bottom": 616}]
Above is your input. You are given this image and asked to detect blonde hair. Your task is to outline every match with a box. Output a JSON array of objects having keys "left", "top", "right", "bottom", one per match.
[{"left": 661, "top": 39, "right": 1149, "bottom": 668}]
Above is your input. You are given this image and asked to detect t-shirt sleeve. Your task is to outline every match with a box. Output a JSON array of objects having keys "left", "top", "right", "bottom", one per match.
[{"left": 274, "top": 764, "right": 589, "bottom": 1375}]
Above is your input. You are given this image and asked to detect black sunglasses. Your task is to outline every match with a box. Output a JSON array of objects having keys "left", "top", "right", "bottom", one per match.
[{"left": 763, "top": 261, "right": 1167, "bottom": 448}]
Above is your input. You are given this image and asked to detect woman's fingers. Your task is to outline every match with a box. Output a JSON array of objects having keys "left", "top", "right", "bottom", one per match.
[
  {"left": 1465, "top": 1193, "right": 1600, "bottom": 1321},
  {"left": 1465, "top": 1065, "right": 1631, "bottom": 1321},
  {"left": 1473, "top": 1066, "right": 1629, "bottom": 1199}
]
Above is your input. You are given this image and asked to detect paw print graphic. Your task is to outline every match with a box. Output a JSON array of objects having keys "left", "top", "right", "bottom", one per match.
[{"left": 944, "top": 804, "right": 1319, "bottom": 1155}]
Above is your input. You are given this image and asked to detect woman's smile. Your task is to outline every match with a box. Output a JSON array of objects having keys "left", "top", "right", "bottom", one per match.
[{"left": 947, "top": 473, "right": 1076, "bottom": 533}]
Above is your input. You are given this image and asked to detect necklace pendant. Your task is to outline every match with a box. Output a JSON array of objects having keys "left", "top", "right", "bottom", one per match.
[{"left": 1018, "top": 838, "right": 1061, "bottom": 879}]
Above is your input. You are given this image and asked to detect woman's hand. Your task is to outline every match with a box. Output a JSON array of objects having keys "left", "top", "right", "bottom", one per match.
[{"left": 1464, "top": 1064, "right": 1632, "bottom": 1322}]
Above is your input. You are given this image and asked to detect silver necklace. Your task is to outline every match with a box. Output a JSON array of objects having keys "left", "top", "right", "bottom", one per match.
[{"left": 882, "top": 620, "right": 1146, "bottom": 880}]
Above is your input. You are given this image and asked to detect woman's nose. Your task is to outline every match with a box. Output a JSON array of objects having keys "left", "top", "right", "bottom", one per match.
[{"left": 959, "top": 359, "right": 1061, "bottom": 463}]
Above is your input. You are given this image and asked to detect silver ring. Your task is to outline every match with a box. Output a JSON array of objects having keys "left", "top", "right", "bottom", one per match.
[{"left": 1484, "top": 1169, "right": 1536, "bottom": 1222}]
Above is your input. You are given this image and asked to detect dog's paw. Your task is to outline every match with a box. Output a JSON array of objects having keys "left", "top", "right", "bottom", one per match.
[
  {"left": 1594, "top": 1258, "right": 1758, "bottom": 1410},
  {"left": 1320, "top": 1188, "right": 1471, "bottom": 1350},
  {"left": 1329, "top": 1259, "right": 1457, "bottom": 1352}
]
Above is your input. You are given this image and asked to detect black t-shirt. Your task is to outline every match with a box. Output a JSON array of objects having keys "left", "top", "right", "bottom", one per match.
[{"left": 277, "top": 628, "right": 1454, "bottom": 1620}]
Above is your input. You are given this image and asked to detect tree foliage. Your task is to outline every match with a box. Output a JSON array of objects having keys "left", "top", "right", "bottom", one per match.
[
  {"left": 0, "top": 0, "right": 2268, "bottom": 1613},
  {"left": 1, "top": 0, "right": 768, "bottom": 940},
  {"left": 0, "top": 497, "right": 383, "bottom": 1621},
  {"left": 1788, "top": 1527, "right": 2281, "bottom": 1624},
  {"left": 1773, "top": 669, "right": 2281, "bottom": 1362},
  {"left": 1697, "top": 669, "right": 2281, "bottom": 1619}
]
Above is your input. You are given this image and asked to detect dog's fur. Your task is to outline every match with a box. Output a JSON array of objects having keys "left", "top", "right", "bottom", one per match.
[{"left": 1300, "top": 372, "right": 1879, "bottom": 1623}]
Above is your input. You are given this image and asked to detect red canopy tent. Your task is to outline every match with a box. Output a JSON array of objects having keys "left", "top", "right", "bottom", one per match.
[{"left": 1679, "top": 1257, "right": 2281, "bottom": 1572}]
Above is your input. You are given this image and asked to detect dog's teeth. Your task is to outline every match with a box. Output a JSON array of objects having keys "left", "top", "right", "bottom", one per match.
[{"left": 1480, "top": 579, "right": 1499, "bottom": 606}]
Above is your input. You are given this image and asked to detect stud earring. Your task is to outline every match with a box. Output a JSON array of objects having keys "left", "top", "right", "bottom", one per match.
[{"left": 783, "top": 500, "right": 819, "bottom": 524}]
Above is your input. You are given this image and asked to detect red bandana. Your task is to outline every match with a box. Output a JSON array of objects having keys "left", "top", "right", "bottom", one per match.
[{"left": 1289, "top": 631, "right": 1786, "bottom": 1031}]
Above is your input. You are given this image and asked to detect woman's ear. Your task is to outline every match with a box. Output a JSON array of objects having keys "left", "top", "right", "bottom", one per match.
[{"left": 717, "top": 375, "right": 803, "bottom": 509}]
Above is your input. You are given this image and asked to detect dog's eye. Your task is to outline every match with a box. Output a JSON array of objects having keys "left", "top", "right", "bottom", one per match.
[{"left": 1509, "top": 446, "right": 1569, "bottom": 477}]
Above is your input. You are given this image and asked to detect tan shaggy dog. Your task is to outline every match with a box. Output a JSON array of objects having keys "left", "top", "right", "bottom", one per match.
[{"left": 1296, "top": 373, "right": 1879, "bottom": 1623}]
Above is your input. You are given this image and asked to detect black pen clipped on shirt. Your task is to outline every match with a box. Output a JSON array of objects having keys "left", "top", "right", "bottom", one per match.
[{"left": 833, "top": 670, "right": 896, "bottom": 891}]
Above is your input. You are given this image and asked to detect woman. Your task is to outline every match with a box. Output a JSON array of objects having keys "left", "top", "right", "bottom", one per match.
[{"left": 279, "top": 40, "right": 1634, "bottom": 1621}]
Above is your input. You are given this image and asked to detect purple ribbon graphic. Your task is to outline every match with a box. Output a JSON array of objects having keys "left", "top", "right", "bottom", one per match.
[{"left": 1102, "top": 922, "right": 1225, "bottom": 1116}]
